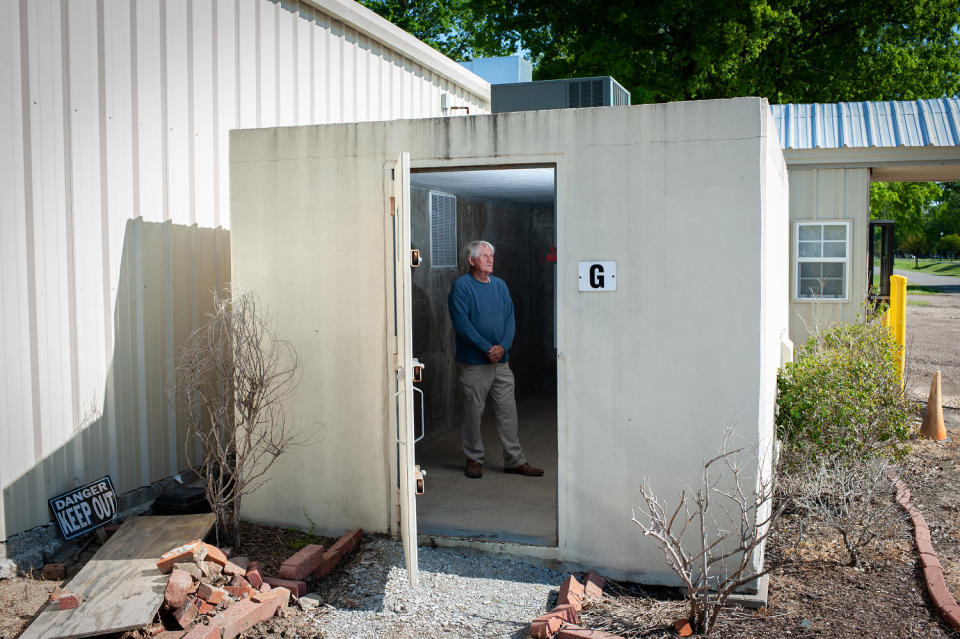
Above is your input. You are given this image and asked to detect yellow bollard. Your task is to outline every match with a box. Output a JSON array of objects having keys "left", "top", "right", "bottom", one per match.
[{"left": 889, "top": 275, "right": 907, "bottom": 386}]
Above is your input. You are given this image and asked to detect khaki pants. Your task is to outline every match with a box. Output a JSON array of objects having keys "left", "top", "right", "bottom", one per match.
[{"left": 458, "top": 362, "right": 526, "bottom": 467}]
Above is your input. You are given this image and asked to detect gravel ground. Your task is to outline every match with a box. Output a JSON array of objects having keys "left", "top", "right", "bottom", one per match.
[{"left": 302, "top": 537, "right": 564, "bottom": 639}]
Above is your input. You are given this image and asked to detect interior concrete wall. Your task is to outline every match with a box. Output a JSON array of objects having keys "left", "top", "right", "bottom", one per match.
[
  {"left": 410, "top": 186, "right": 555, "bottom": 441},
  {"left": 229, "top": 98, "right": 789, "bottom": 583},
  {"left": 787, "top": 168, "right": 870, "bottom": 345}
]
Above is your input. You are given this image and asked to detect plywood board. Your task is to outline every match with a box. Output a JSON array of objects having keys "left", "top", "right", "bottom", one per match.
[{"left": 19, "top": 513, "right": 216, "bottom": 639}]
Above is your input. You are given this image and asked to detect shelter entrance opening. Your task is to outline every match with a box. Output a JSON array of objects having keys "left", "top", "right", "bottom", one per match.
[{"left": 408, "top": 165, "right": 558, "bottom": 546}]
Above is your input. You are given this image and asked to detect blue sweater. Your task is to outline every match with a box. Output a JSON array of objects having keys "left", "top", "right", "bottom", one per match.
[{"left": 448, "top": 274, "right": 515, "bottom": 364}]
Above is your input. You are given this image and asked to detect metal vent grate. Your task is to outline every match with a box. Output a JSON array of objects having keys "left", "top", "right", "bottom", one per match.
[
  {"left": 568, "top": 80, "right": 604, "bottom": 107},
  {"left": 430, "top": 192, "right": 457, "bottom": 268}
]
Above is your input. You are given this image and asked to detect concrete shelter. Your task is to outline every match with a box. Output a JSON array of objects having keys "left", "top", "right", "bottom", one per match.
[{"left": 230, "top": 98, "right": 790, "bottom": 585}]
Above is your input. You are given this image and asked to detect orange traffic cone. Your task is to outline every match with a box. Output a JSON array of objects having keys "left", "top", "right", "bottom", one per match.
[{"left": 920, "top": 371, "right": 947, "bottom": 441}]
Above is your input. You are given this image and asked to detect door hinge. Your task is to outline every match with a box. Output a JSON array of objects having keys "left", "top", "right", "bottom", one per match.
[{"left": 390, "top": 195, "right": 396, "bottom": 217}]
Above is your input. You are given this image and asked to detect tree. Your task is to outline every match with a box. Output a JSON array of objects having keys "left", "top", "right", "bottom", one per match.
[
  {"left": 870, "top": 182, "right": 943, "bottom": 249},
  {"left": 941, "top": 233, "right": 960, "bottom": 258},
  {"left": 175, "top": 287, "right": 301, "bottom": 545},
  {"left": 356, "top": 0, "right": 513, "bottom": 60},
  {"left": 900, "top": 234, "right": 928, "bottom": 266}
]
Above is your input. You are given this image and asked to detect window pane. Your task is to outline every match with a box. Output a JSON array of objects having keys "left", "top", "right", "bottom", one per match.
[
  {"left": 799, "top": 262, "right": 821, "bottom": 278},
  {"left": 799, "top": 279, "right": 823, "bottom": 297},
  {"left": 822, "top": 262, "right": 844, "bottom": 278},
  {"left": 798, "top": 241, "right": 821, "bottom": 258},
  {"left": 820, "top": 278, "right": 843, "bottom": 297},
  {"left": 823, "top": 224, "right": 847, "bottom": 241},
  {"left": 823, "top": 241, "right": 846, "bottom": 258},
  {"left": 798, "top": 225, "right": 820, "bottom": 241}
]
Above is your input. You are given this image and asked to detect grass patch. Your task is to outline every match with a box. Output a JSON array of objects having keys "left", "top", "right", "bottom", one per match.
[
  {"left": 907, "top": 299, "right": 931, "bottom": 307},
  {"left": 894, "top": 259, "right": 960, "bottom": 277},
  {"left": 283, "top": 527, "right": 325, "bottom": 551},
  {"left": 907, "top": 284, "right": 941, "bottom": 295}
]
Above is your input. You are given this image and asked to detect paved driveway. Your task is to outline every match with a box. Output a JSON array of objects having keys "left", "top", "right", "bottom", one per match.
[{"left": 895, "top": 268, "right": 960, "bottom": 293}]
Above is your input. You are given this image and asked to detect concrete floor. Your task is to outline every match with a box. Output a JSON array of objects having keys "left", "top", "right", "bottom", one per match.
[{"left": 414, "top": 392, "right": 558, "bottom": 545}]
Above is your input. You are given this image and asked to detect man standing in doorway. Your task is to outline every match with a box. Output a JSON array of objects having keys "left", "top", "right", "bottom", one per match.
[{"left": 448, "top": 240, "right": 544, "bottom": 479}]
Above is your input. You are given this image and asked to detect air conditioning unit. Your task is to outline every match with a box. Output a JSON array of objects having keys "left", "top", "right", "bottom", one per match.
[{"left": 491, "top": 77, "right": 630, "bottom": 113}]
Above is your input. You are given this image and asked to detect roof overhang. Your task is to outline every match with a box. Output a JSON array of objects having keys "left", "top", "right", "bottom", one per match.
[
  {"left": 782, "top": 147, "right": 960, "bottom": 182},
  {"left": 305, "top": 0, "right": 490, "bottom": 103}
]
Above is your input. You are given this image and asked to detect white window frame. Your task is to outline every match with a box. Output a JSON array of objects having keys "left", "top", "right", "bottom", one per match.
[
  {"left": 794, "top": 220, "right": 851, "bottom": 302},
  {"left": 428, "top": 190, "right": 458, "bottom": 269}
]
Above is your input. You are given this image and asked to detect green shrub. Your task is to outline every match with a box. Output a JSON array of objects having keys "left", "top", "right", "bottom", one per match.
[{"left": 776, "top": 308, "right": 911, "bottom": 469}]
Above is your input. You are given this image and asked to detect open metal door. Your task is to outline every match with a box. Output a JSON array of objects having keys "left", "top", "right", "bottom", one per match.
[{"left": 391, "top": 153, "right": 419, "bottom": 586}]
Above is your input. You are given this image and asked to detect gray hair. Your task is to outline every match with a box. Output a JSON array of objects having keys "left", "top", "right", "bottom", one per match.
[{"left": 466, "top": 240, "right": 494, "bottom": 259}]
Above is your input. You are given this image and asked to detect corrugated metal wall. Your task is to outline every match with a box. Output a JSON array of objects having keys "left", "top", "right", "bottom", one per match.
[
  {"left": 0, "top": 0, "right": 488, "bottom": 541},
  {"left": 787, "top": 168, "right": 871, "bottom": 346}
]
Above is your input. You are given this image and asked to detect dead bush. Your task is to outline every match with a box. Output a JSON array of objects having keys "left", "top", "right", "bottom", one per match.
[
  {"left": 632, "top": 430, "right": 783, "bottom": 636},
  {"left": 175, "top": 286, "right": 301, "bottom": 545},
  {"left": 778, "top": 454, "right": 902, "bottom": 567}
]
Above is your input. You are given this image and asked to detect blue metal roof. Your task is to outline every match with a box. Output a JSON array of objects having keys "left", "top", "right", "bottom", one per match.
[{"left": 770, "top": 99, "right": 960, "bottom": 150}]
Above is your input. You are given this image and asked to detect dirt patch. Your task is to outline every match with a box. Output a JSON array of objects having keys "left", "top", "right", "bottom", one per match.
[{"left": 906, "top": 291, "right": 960, "bottom": 408}]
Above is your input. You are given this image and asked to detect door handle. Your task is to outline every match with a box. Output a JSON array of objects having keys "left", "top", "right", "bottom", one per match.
[
  {"left": 411, "top": 249, "right": 421, "bottom": 268},
  {"left": 412, "top": 358, "right": 424, "bottom": 383},
  {"left": 412, "top": 386, "right": 425, "bottom": 443}
]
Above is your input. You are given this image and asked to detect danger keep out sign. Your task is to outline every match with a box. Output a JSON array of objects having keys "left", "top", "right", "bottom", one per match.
[{"left": 49, "top": 476, "right": 118, "bottom": 540}]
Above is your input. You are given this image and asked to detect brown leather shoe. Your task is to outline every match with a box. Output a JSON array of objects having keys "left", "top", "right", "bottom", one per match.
[
  {"left": 465, "top": 460, "right": 483, "bottom": 478},
  {"left": 504, "top": 462, "right": 544, "bottom": 477}
]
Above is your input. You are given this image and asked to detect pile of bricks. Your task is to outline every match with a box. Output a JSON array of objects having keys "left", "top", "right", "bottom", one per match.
[
  {"left": 150, "top": 529, "right": 363, "bottom": 639},
  {"left": 528, "top": 570, "right": 627, "bottom": 639}
]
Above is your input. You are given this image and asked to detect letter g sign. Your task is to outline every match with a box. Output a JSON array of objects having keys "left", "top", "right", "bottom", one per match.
[{"left": 578, "top": 261, "right": 617, "bottom": 291}]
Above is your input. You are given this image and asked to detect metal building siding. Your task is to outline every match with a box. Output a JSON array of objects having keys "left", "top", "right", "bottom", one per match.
[
  {"left": 0, "top": 0, "right": 488, "bottom": 541},
  {"left": 770, "top": 98, "right": 960, "bottom": 150}
]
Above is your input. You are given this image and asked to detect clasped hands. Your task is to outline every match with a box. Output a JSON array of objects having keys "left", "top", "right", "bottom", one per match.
[{"left": 487, "top": 344, "right": 505, "bottom": 363}]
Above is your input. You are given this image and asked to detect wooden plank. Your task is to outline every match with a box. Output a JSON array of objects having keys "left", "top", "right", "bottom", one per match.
[{"left": 20, "top": 513, "right": 216, "bottom": 639}]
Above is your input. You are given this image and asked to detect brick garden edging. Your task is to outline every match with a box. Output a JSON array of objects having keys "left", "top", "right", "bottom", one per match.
[{"left": 891, "top": 473, "right": 960, "bottom": 631}]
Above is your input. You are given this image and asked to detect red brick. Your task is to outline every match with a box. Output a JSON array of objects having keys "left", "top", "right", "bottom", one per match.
[
  {"left": 310, "top": 549, "right": 342, "bottom": 579},
  {"left": 230, "top": 575, "right": 252, "bottom": 590},
  {"left": 58, "top": 591, "right": 82, "bottom": 610},
  {"left": 251, "top": 586, "right": 290, "bottom": 617},
  {"left": 558, "top": 575, "right": 585, "bottom": 610},
  {"left": 222, "top": 557, "right": 248, "bottom": 577},
  {"left": 245, "top": 561, "right": 264, "bottom": 588},
  {"left": 263, "top": 576, "right": 306, "bottom": 596},
  {"left": 210, "top": 599, "right": 273, "bottom": 639},
  {"left": 672, "top": 619, "right": 694, "bottom": 637},
  {"left": 923, "top": 563, "right": 945, "bottom": 586},
  {"left": 916, "top": 535, "right": 936, "bottom": 556},
  {"left": 529, "top": 617, "right": 563, "bottom": 638},
  {"left": 172, "top": 598, "right": 200, "bottom": 629},
  {"left": 327, "top": 529, "right": 363, "bottom": 560},
  {"left": 199, "top": 601, "right": 215, "bottom": 615},
  {"left": 165, "top": 569, "right": 195, "bottom": 608},
  {"left": 557, "top": 626, "right": 625, "bottom": 639},
  {"left": 279, "top": 544, "right": 327, "bottom": 580},
  {"left": 48, "top": 585, "right": 63, "bottom": 603},
  {"left": 182, "top": 624, "right": 220, "bottom": 639},
  {"left": 198, "top": 583, "right": 227, "bottom": 605},
  {"left": 174, "top": 562, "right": 203, "bottom": 581},
  {"left": 942, "top": 605, "right": 960, "bottom": 631},
  {"left": 145, "top": 623, "right": 166, "bottom": 635},
  {"left": 224, "top": 586, "right": 255, "bottom": 599},
  {"left": 155, "top": 632, "right": 185, "bottom": 639},
  {"left": 920, "top": 552, "right": 940, "bottom": 569},
  {"left": 202, "top": 544, "right": 228, "bottom": 567},
  {"left": 42, "top": 563, "right": 67, "bottom": 580},
  {"left": 548, "top": 603, "right": 579, "bottom": 624},
  {"left": 584, "top": 571, "right": 605, "bottom": 599},
  {"left": 158, "top": 540, "right": 207, "bottom": 574}
]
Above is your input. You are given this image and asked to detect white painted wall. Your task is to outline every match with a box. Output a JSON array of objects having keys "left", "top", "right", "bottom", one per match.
[
  {"left": 0, "top": 0, "right": 488, "bottom": 541},
  {"left": 786, "top": 168, "right": 870, "bottom": 345},
  {"left": 230, "top": 98, "right": 790, "bottom": 582}
]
